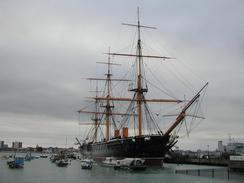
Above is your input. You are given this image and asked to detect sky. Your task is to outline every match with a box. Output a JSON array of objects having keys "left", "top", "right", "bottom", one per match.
[{"left": 0, "top": 0, "right": 244, "bottom": 150}]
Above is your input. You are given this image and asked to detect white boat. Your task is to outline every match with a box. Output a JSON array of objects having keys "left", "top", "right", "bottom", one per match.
[
  {"left": 81, "top": 159, "right": 93, "bottom": 169},
  {"left": 114, "top": 158, "right": 147, "bottom": 171},
  {"left": 102, "top": 157, "right": 118, "bottom": 167}
]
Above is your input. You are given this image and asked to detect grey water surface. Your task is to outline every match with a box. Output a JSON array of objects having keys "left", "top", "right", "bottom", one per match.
[{"left": 1, "top": 153, "right": 244, "bottom": 183}]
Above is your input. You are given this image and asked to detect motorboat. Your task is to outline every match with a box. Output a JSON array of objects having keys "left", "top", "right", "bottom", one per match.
[
  {"left": 40, "top": 154, "right": 48, "bottom": 158},
  {"left": 114, "top": 158, "right": 147, "bottom": 171},
  {"left": 101, "top": 157, "right": 117, "bottom": 167},
  {"left": 81, "top": 159, "right": 93, "bottom": 169},
  {"left": 7, "top": 157, "right": 24, "bottom": 169}
]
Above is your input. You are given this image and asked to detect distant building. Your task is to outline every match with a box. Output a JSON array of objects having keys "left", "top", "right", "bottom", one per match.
[
  {"left": 226, "top": 142, "right": 244, "bottom": 154},
  {"left": 217, "top": 140, "right": 244, "bottom": 155},
  {"left": 0, "top": 141, "right": 4, "bottom": 149},
  {"left": 3, "top": 144, "right": 8, "bottom": 149},
  {"left": 218, "top": 141, "right": 225, "bottom": 152},
  {"left": 12, "top": 141, "right": 22, "bottom": 149}
]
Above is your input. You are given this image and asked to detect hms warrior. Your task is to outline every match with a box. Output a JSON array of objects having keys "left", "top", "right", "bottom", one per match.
[{"left": 77, "top": 8, "right": 208, "bottom": 165}]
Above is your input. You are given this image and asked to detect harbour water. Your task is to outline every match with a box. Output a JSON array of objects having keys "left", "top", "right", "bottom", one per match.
[{"left": 1, "top": 153, "right": 244, "bottom": 183}]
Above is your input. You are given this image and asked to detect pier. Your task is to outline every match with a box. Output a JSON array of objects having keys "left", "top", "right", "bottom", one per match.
[{"left": 175, "top": 167, "right": 230, "bottom": 180}]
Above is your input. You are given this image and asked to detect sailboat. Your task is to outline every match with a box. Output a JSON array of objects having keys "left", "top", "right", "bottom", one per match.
[{"left": 77, "top": 8, "right": 208, "bottom": 165}]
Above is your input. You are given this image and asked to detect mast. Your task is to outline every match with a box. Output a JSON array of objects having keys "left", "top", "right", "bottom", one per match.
[
  {"left": 136, "top": 7, "right": 143, "bottom": 136},
  {"left": 104, "top": 48, "right": 113, "bottom": 141},
  {"left": 82, "top": 48, "right": 123, "bottom": 142},
  {"left": 93, "top": 85, "right": 99, "bottom": 142},
  {"left": 78, "top": 84, "right": 100, "bottom": 143},
  {"left": 106, "top": 7, "right": 174, "bottom": 137},
  {"left": 164, "top": 82, "right": 209, "bottom": 137}
]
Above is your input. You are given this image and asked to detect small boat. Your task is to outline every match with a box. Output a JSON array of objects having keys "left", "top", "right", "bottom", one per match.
[
  {"left": 50, "top": 154, "right": 60, "bottom": 163},
  {"left": 40, "top": 154, "right": 48, "bottom": 158},
  {"left": 7, "top": 157, "right": 24, "bottom": 169},
  {"left": 102, "top": 157, "right": 118, "bottom": 167},
  {"left": 66, "top": 153, "right": 77, "bottom": 160},
  {"left": 81, "top": 159, "right": 93, "bottom": 169},
  {"left": 114, "top": 158, "right": 147, "bottom": 171},
  {"left": 3, "top": 154, "right": 14, "bottom": 160},
  {"left": 56, "top": 159, "right": 69, "bottom": 167},
  {"left": 25, "top": 152, "right": 34, "bottom": 161}
]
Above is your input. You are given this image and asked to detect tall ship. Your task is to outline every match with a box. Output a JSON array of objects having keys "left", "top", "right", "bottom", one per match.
[{"left": 77, "top": 9, "right": 208, "bottom": 165}]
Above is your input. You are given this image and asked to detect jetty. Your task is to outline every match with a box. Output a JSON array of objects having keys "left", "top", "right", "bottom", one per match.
[{"left": 175, "top": 167, "right": 230, "bottom": 180}]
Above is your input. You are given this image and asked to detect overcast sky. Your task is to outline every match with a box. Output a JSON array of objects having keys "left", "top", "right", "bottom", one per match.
[{"left": 0, "top": 0, "right": 244, "bottom": 150}]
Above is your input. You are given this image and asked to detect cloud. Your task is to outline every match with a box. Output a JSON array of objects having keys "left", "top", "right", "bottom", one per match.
[{"left": 0, "top": 0, "right": 243, "bottom": 149}]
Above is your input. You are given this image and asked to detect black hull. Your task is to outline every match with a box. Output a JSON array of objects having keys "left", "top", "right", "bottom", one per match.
[{"left": 80, "top": 134, "right": 177, "bottom": 162}]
